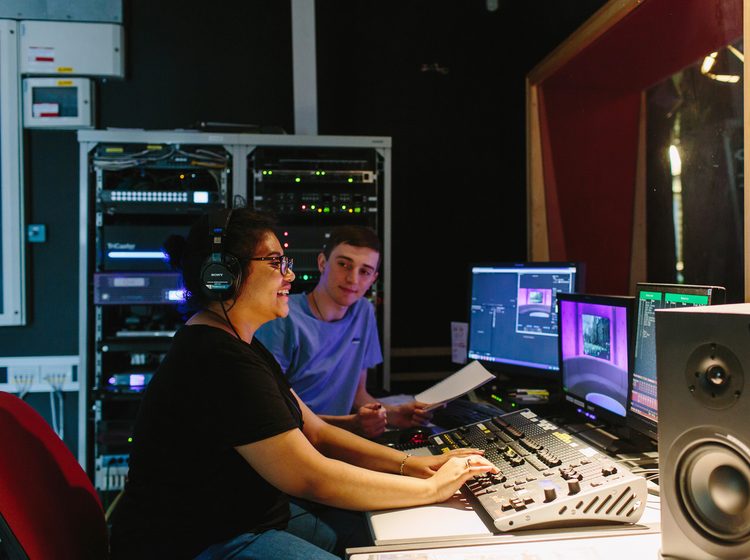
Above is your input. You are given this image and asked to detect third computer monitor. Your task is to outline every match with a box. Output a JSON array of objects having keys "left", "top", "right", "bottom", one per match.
[
  {"left": 628, "top": 282, "right": 726, "bottom": 441},
  {"left": 558, "top": 292, "right": 634, "bottom": 426},
  {"left": 467, "top": 262, "right": 581, "bottom": 381}
]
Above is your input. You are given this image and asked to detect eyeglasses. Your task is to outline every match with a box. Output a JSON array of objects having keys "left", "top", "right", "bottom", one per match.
[{"left": 249, "top": 255, "right": 294, "bottom": 276}]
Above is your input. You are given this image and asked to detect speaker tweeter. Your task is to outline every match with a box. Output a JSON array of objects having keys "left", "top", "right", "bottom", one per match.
[{"left": 684, "top": 343, "right": 744, "bottom": 410}]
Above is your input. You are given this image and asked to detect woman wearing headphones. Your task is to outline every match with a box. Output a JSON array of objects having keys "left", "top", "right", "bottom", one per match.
[{"left": 109, "top": 208, "right": 494, "bottom": 560}]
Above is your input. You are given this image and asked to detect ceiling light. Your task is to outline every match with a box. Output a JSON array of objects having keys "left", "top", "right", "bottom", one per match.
[{"left": 701, "top": 52, "right": 718, "bottom": 74}]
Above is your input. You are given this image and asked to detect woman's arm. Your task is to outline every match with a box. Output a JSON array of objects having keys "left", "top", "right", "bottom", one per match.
[
  {"left": 297, "top": 390, "right": 484, "bottom": 478},
  {"left": 234, "top": 426, "right": 494, "bottom": 511}
]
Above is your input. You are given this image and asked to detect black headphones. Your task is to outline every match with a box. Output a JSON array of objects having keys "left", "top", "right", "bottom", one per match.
[{"left": 200, "top": 208, "right": 242, "bottom": 301}]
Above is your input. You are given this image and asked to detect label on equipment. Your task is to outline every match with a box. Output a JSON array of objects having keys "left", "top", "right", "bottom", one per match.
[{"left": 112, "top": 277, "right": 147, "bottom": 288}]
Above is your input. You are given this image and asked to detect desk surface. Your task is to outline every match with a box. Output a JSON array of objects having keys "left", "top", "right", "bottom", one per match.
[
  {"left": 349, "top": 531, "right": 662, "bottom": 560},
  {"left": 365, "top": 492, "right": 660, "bottom": 546},
  {"left": 355, "top": 459, "right": 661, "bottom": 558},
  {"left": 365, "top": 435, "right": 661, "bottom": 547}
]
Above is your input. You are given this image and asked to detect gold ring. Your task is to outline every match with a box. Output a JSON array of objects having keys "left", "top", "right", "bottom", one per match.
[{"left": 466, "top": 458, "right": 471, "bottom": 469}]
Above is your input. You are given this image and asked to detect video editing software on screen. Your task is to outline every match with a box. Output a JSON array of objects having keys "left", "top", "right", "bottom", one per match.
[
  {"left": 631, "top": 288, "right": 709, "bottom": 426},
  {"left": 467, "top": 264, "right": 577, "bottom": 375}
]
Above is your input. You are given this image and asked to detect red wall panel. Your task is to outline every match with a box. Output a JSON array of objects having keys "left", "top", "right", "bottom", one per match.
[{"left": 536, "top": 0, "right": 741, "bottom": 294}]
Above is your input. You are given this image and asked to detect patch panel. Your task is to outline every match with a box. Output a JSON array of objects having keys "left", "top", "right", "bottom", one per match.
[
  {"left": 0, "top": 356, "right": 79, "bottom": 394},
  {"left": 95, "top": 454, "right": 130, "bottom": 491}
]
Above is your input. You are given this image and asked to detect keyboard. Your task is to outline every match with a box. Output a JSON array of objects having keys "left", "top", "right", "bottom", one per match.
[
  {"left": 428, "top": 408, "right": 647, "bottom": 532},
  {"left": 431, "top": 398, "right": 506, "bottom": 429}
]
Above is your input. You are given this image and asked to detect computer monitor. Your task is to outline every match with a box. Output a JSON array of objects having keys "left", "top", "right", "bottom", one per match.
[
  {"left": 558, "top": 293, "right": 634, "bottom": 426},
  {"left": 467, "top": 262, "right": 582, "bottom": 381},
  {"left": 628, "top": 282, "right": 726, "bottom": 440}
]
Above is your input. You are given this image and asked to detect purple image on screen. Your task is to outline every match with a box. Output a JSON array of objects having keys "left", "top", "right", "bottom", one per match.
[
  {"left": 560, "top": 300, "right": 629, "bottom": 417},
  {"left": 518, "top": 288, "right": 552, "bottom": 307}
]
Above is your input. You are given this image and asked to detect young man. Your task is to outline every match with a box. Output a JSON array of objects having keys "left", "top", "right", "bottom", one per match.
[{"left": 256, "top": 226, "right": 430, "bottom": 438}]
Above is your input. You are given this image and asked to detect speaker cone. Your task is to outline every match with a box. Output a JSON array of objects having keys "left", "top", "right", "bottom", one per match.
[{"left": 677, "top": 439, "right": 750, "bottom": 543}]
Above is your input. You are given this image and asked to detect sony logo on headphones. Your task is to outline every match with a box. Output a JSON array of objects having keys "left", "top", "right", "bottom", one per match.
[
  {"left": 210, "top": 273, "right": 225, "bottom": 277},
  {"left": 107, "top": 242, "right": 136, "bottom": 250}
]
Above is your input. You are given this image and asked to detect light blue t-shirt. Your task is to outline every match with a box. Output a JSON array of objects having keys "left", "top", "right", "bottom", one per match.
[{"left": 255, "top": 293, "right": 383, "bottom": 416}]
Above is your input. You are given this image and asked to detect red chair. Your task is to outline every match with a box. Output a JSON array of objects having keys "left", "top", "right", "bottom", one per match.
[{"left": 0, "top": 391, "right": 108, "bottom": 559}]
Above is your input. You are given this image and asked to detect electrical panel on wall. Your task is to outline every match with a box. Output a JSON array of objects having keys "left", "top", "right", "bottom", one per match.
[
  {"left": 87, "top": 140, "right": 230, "bottom": 499},
  {"left": 250, "top": 146, "right": 383, "bottom": 293},
  {"left": 23, "top": 77, "right": 93, "bottom": 128},
  {"left": 19, "top": 20, "right": 124, "bottom": 77}
]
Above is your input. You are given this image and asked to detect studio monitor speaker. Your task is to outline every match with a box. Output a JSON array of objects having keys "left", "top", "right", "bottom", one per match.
[{"left": 657, "top": 303, "right": 750, "bottom": 559}]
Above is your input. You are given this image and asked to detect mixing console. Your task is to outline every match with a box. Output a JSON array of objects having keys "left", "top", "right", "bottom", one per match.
[{"left": 428, "top": 409, "right": 647, "bottom": 532}]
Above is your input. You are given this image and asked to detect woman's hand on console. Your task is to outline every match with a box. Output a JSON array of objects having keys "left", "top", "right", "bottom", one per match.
[{"left": 429, "top": 454, "right": 498, "bottom": 503}]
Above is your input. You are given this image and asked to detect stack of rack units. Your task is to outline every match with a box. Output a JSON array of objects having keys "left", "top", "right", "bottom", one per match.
[
  {"left": 249, "top": 146, "right": 383, "bottom": 293},
  {"left": 86, "top": 141, "right": 230, "bottom": 502}
]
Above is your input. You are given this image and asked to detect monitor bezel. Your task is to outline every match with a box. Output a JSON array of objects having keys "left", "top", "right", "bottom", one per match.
[
  {"left": 466, "top": 261, "right": 584, "bottom": 383},
  {"left": 557, "top": 292, "right": 635, "bottom": 429},
  {"left": 627, "top": 282, "right": 727, "bottom": 442}
]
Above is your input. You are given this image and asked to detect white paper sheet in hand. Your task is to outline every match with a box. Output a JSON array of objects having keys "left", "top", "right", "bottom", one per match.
[{"left": 413, "top": 360, "right": 494, "bottom": 410}]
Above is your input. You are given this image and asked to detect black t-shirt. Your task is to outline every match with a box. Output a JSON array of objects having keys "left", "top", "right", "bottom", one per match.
[{"left": 109, "top": 325, "right": 303, "bottom": 560}]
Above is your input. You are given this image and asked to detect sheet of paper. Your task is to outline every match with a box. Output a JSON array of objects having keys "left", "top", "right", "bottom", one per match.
[{"left": 414, "top": 360, "right": 494, "bottom": 410}]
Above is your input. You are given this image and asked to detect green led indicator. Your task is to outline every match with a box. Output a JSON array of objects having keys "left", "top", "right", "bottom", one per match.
[
  {"left": 262, "top": 170, "right": 267, "bottom": 175},
  {"left": 354, "top": 207, "right": 362, "bottom": 213},
  {"left": 295, "top": 177, "right": 301, "bottom": 183},
  {"left": 302, "top": 274, "right": 309, "bottom": 280},
  {"left": 348, "top": 177, "right": 354, "bottom": 183},
  {"left": 127, "top": 437, "right": 133, "bottom": 443},
  {"left": 321, "top": 171, "right": 326, "bottom": 176},
  {"left": 268, "top": 171, "right": 273, "bottom": 175},
  {"left": 311, "top": 205, "right": 316, "bottom": 210},
  {"left": 324, "top": 207, "right": 330, "bottom": 213},
  {"left": 341, "top": 205, "right": 347, "bottom": 210}
]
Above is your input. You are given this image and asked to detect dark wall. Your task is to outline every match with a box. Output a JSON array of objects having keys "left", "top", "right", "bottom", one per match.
[
  {"left": 0, "top": 0, "right": 607, "bottom": 357},
  {"left": 99, "top": 0, "right": 294, "bottom": 130},
  {"left": 1, "top": 130, "right": 80, "bottom": 355},
  {"left": 316, "top": 0, "right": 609, "bottom": 346}
]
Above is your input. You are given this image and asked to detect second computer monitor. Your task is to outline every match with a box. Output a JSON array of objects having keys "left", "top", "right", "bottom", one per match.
[
  {"left": 558, "top": 293, "right": 634, "bottom": 425},
  {"left": 628, "top": 282, "right": 726, "bottom": 441},
  {"left": 467, "top": 262, "right": 581, "bottom": 381}
]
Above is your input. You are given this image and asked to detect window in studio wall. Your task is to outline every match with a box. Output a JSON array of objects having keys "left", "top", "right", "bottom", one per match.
[{"left": 646, "top": 38, "right": 744, "bottom": 302}]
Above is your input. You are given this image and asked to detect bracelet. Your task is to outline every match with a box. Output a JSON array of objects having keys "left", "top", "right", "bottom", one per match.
[{"left": 399, "top": 453, "right": 412, "bottom": 476}]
